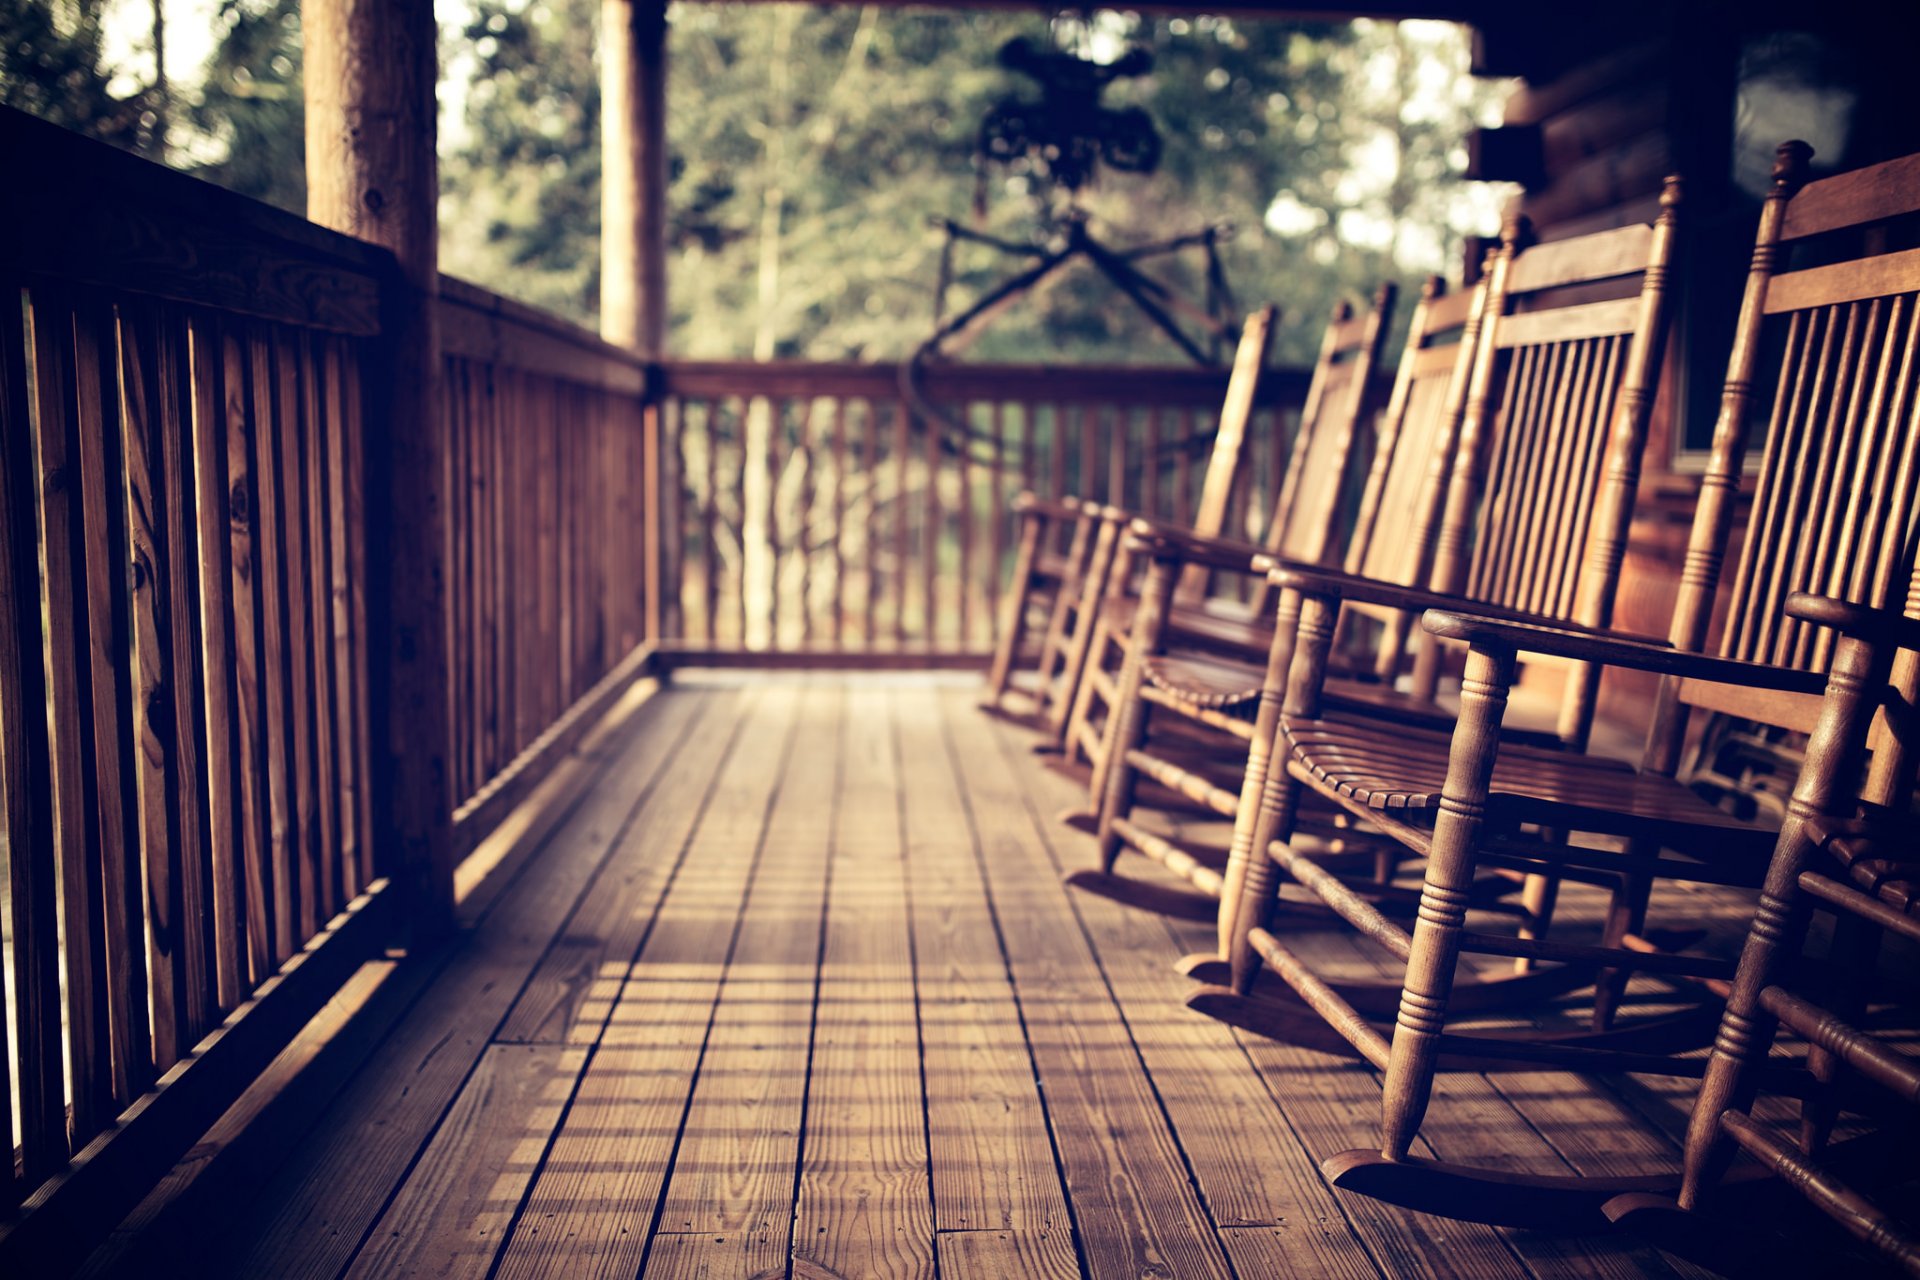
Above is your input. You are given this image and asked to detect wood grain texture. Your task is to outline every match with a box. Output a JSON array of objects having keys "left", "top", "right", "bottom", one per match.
[
  {"left": 213, "top": 689, "right": 710, "bottom": 1279},
  {"left": 492, "top": 685, "right": 801, "bottom": 1279},
  {"left": 492, "top": 669, "right": 738, "bottom": 1044},
  {"left": 344, "top": 1044, "right": 588, "bottom": 1280},
  {"left": 945, "top": 699, "right": 1236, "bottom": 1280},
  {"left": 937, "top": 1228, "right": 1081, "bottom": 1279},
  {"left": 900, "top": 691, "right": 1068, "bottom": 1236},
  {"left": 648, "top": 684, "right": 839, "bottom": 1256},
  {"left": 791, "top": 685, "right": 936, "bottom": 1280}
]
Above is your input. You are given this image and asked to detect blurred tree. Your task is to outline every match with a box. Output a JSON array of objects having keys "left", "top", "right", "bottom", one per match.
[
  {"left": 440, "top": 5, "right": 1504, "bottom": 364},
  {"left": 188, "top": 0, "right": 305, "bottom": 212},
  {"left": 0, "top": 0, "right": 158, "bottom": 154},
  {"left": 439, "top": 0, "right": 604, "bottom": 321}
]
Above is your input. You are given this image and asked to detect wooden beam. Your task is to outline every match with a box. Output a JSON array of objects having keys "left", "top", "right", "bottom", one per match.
[
  {"left": 304, "top": 0, "right": 455, "bottom": 937},
  {"left": 601, "top": 0, "right": 670, "bottom": 356}
]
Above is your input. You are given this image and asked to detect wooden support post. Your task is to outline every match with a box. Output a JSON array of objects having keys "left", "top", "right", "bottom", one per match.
[
  {"left": 601, "top": 0, "right": 669, "bottom": 356},
  {"left": 603, "top": 0, "right": 671, "bottom": 640},
  {"left": 304, "top": 0, "right": 454, "bottom": 936}
]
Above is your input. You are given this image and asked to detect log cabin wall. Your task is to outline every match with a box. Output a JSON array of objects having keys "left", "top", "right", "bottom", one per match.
[{"left": 1466, "top": 2, "right": 1920, "bottom": 740}]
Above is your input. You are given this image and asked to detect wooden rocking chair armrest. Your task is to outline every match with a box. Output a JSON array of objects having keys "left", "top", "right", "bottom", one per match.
[
  {"left": 1268, "top": 565, "right": 1648, "bottom": 641},
  {"left": 1419, "top": 610, "right": 1831, "bottom": 694},
  {"left": 1783, "top": 592, "right": 1920, "bottom": 650},
  {"left": 1012, "top": 491, "right": 1083, "bottom": 522},
  {"left": 1122, "top": 519, "right": 1269, "bottom": 577}
]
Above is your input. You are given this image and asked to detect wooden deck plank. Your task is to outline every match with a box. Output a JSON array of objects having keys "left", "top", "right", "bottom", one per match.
[
  {"left": 342, "top": 1044, "right": 587, "bottom": 1280},
  {"left": 790, "top": 684, "right": 937, "bottom": 1280},
  {"left": 937, "top": 1227, "right": 1082, "bottom": 1279},
  {"left": 491, "top": 683, "right": 803, "bottom": 1279},
  {"left": 945, "top": 698, "right": 1237, "bottom": 1280},
  {"left": 641, "top": 1230, "right": 788, "bottom": 1279},
  {"left": 646, "top": 683, "right": 842, "bottom": 1262},
  {"left": 897, "top": 689, "right": 1072, "bottom": 1240},
  {"left": 211, "top": 686, "right": 715, "bottom": 1279},
  {"left": 496, "top": 686, "right": 764, "bottom": 1044},
  {"left": 969, "top": 699, "right": 1384, "bottom": 1280}
]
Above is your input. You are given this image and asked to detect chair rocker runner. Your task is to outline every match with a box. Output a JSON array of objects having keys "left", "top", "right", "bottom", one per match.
[
  {"left": 1207, "top": 142, "right": 1920, "bottom": 1229},
  {"left": 1046, "top": 286, "right": 1396, "bottom": 796},
  {"left": 1063, "top": 272, "right": 1481, "bottom": 926},
  {"left": 980, "top": 306, "right": 1277, "bottom": 734}
]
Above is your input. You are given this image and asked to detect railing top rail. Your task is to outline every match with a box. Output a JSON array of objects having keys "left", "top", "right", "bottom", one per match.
[
  {"left": 0, "top": 106, "right": 394, "bottom": 335},
  {"left": 439, "top": 275, "right": 647, "bottom": 393},
  {"left": 655, "top": 357, "right": 1327, "bottom": 407}
]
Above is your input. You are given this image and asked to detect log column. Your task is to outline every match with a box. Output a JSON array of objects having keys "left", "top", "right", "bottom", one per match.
[
  {"left": 304, "top": 0, "right": 454, "bottom": 935},
  {"left": 601, "top": 0, "right": 670, "bottom": 355},
  {"left": 602, "top": 0, "right": 672, "bottom": 640}
]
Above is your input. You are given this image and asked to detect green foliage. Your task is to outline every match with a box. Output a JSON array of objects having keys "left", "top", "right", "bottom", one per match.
[
  {"left": 0, "top": 0, "right": 157, "bottom": 153},
  {"left": 187, "top": 0, "right": 305, "bottom": 213},
  {"left": 444, "top": 4, "right": 1505, "bottom": 365},
  {"left": 440, "top": 0, "right": 603, "bottom": 321}
]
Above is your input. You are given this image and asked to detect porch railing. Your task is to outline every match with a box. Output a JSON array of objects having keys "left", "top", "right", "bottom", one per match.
[
  {"left": 1, "top": 110, "right": 395, "bottom": 1251},
  {"left": 437, "top": 279, "right": 659, "bottom": 848},
  {"left": 658, "top": 359, "right": 1320, "bottom": 652}
]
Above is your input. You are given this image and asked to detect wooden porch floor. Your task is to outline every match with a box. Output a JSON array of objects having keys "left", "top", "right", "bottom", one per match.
[{"left": 87, "top": 673, "right": 1747, "bottom": 1280}]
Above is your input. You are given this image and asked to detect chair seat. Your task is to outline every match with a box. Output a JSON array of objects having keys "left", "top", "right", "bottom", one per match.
[
  {"left": 1140, "top": 648, "right": 1458, "bottom": 729},
  {"left": 1143, "top": 653, "right": 1266, "bottom": 710},
  {"left": 1101, "top": 594, "right": 1272, "bottom": 659},
  {"left": 1283, "top": 713, "right": 1778, "bottom": 846},
  {"left": 1815, "top": 816, "right": 1920, "bottom": 916}
]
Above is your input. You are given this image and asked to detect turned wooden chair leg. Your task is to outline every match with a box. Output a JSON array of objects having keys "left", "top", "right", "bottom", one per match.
[
  {"left": 984, "top": 510, "right": 1046, "bottom": 707},
  {"left": 1092, "top": 556, "right": 1176, "bottom": 870},
  {"left": 1213, "top": 589, "right": 1302, "bottom": 963},
  {"left": 1042, "top": 516, "right": 1121, "bottom": 749},
  {"left": 1379, "top": 641, "right": 1515, "bottom": 1162},
  {"left": 1678, "top": 880, "right": 1805, "bottom": 1210},
  {"left": 1061, "top": 617, "right": 1114, "bottom": 769},
  {"left": 1591, "top": 863, "right": 1653, "bottom": 1029},
  {"left": 1226, "top": 588, "right": 1335, "bottom": 993},
  {"left": 1679, "top": 628, "right": 1890, "bottom": 1212}
]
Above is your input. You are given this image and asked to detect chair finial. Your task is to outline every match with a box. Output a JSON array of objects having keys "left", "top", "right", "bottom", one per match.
[{"left": 1774, "top": 140, "right": 1815, "bottom": 190}]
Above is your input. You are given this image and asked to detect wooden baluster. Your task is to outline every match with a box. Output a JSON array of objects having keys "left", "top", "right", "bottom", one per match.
[
  {"left": 831, "top": 396, "right": 846, "bottom": 648},
  {"left": 922, "top": 396, "right": 938, "bottom": 647},
  {"left": 37, "top": 291, "right": 113, "bottom": 1140},
  {"left": 190, "top": 317, "right": 244, "bottom": 1007},
  {"left": 273, "top": 326, "right": 319, "bottom": 941},
  {"left": 116, "top": 303, "right": 184, "bottom": 1073},
  {"left": 2, "top": 283, "right": 67, "bottom": 1183},
  {"left": 893, "top": 397, "right": 909, "bottom": 647},
  {"left": 241, "top": 324, "right": 294, "bottom": 968},
  {"left": 302, "top": 335, "right": 341, "bottom": 917},
  {"left": 959, "top": 401, "right": 975, "bottom": 648},
  {"left": 798, "top": 397, "right": 815, "bottom": 646},
  {"left": 988, "top": 400, "right": 1004, "bottom": 648},
  {"left": 73, "top": 297, "right": 152, "bottom": 1102}
]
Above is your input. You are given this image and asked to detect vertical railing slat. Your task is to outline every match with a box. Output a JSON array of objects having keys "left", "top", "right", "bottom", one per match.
[
  {"left": 2, "top": 282, "right": 68, "bottom": 1188},
  {"left": 116, "top": 303, "right": 184, "bottom": 1073},
  {"left": 74, "top": 296, "right": 152, "bottom": 1104}
]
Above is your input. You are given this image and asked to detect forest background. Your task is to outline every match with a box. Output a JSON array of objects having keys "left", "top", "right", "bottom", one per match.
[{"left": 3, "top": 0, "right": 1511, "bottom": 367}]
